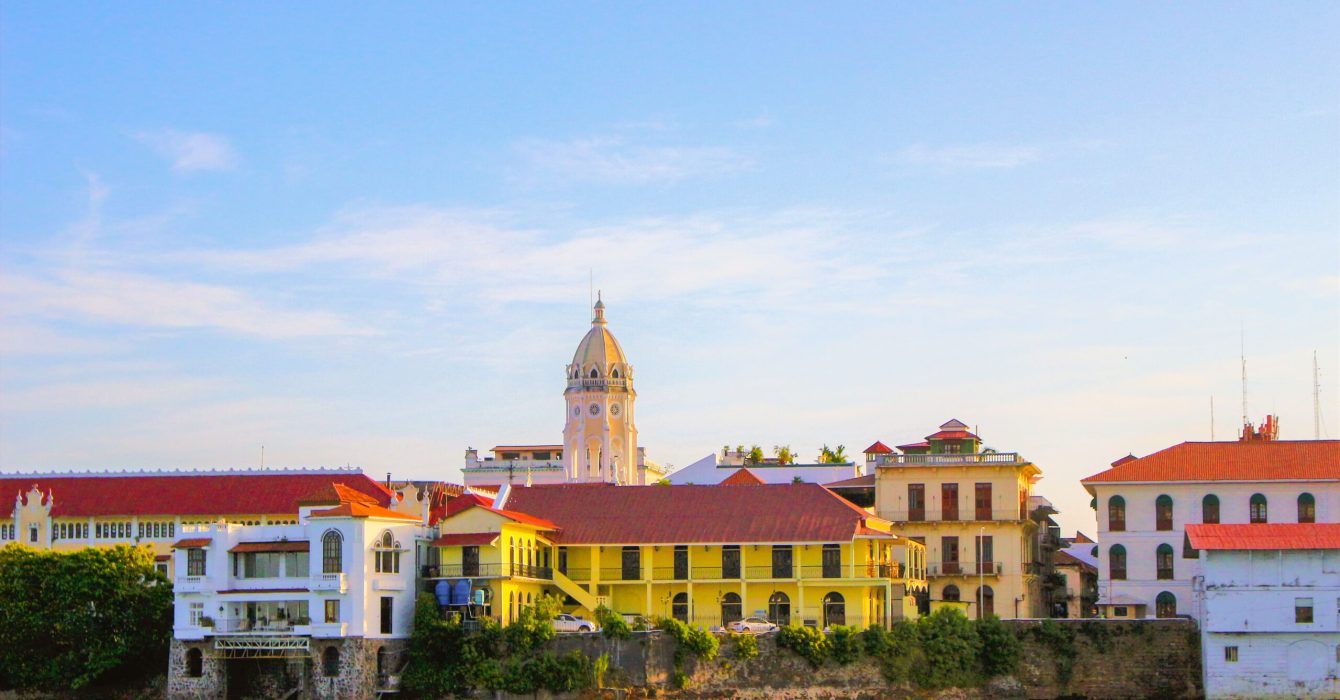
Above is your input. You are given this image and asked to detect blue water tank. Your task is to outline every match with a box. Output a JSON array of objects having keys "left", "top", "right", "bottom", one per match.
[
  {"left": 434, "top": 580, "right": 452, "bottom": 607},
  {"left": 452, "top": 579, "right": 472, "bottom": 606}
]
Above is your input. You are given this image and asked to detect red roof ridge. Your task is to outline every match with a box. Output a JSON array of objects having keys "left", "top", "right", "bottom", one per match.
[
  {"left": 862, "top": 441, "right": 893, "bottom": 454},
  {"left": 1082, "top": 440, "right": 1340, "bottom": 486},
  {"left": 719, "top": 468, "right": 766, "bottom": 485},
  {"left": 1186, "top": 523, "right": 1340, "bottom": 550}
]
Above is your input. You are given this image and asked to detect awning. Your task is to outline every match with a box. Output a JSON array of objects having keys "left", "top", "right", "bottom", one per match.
[
  {"left": 154, "top": 554, "right": 171, "bottom": 562},
  {"left": 173, "top": 538, "right": 212, "bottom": 549},
  {"left": 229, "top": 541, "right": 309, "bottom": 553}
]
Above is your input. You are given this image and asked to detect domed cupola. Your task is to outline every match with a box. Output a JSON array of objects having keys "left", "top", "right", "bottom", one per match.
[{"left": 567, "top": 293, "right": 632, "bottom": 387}]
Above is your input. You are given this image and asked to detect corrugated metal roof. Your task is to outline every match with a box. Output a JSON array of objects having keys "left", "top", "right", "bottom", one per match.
[
  {"left": 1185, "top": 523, "right": 1340, "bottom": 551},
  {"left": 1082, "top": 440, "right": 1339, "bottom": 485}
]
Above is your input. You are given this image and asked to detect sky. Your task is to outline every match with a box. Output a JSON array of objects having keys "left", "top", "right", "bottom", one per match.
[{"left": 1, "top": 3, "right": 1337, "bottom": 535}]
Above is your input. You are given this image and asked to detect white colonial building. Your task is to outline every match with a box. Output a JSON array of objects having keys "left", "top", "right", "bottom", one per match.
[
  {"left": 169, "top": 483, "right": 430, "bottom": 700},
  {"left": 462, "top": 296, "right": 666, "bottom": 488},
  {"left": 1188, "top": 523, "right": 1340, "bottom": 699},
  {"left": 1081, "top": 422, "right": 1339, "bottom": 621}
]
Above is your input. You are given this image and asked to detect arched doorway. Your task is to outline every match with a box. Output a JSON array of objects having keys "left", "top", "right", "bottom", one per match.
[
  {"left": 976, "top": 585, "right": 994, "bottom": 619},
  {"left": 671, "top": 592, "right": 689, "bottom": 623},
  {"left": 1156, "top": 591, "right": 1177, "bottom": 618},
  {"left": 720, "top": 592, "right": 742, "bottom": 626},
  {"left": 822, "top": 592, "right": 846, "bottom": 628},
  {"left": 767, "top": 591, "right": 790, "bottom": 626}
]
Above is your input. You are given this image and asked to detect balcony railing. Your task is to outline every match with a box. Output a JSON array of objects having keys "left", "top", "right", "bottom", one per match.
[
  {"left": 871, "top": 452, "right": 1025, "bottom": 466},
  {"left": 212, "top": 618, "right": 312, "bottom": 634},
  {"left": 558, "top": 563, "right": 910, "bottom": 582},
  {"left": 599, "top": 567, "right": 643, "bottom": 581},
  {"left": 882, "top": 509, "right": 1028, "bottom": 523},
  {"left": 566, "top": 378, "right": 629, "bottom": 390},
  {"left": 421, "top": 563, "right": 551, "bottom": 580},
  {"left": 177, "top": 575, "right": 206, "bottom": 592},
  {"left": 311, "top": 573, "right": 346, "bottom": 591},
  {"left": 928, "top": 561, "right": 1003, "bottom": 577}
]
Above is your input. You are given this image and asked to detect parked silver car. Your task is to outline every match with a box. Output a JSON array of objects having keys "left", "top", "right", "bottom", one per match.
[
  {"left": 551, "top": 613, "right": 598, "bottom": 633},
  {"left": 727, "top": 617, "right": 778, "bottom": 634}
]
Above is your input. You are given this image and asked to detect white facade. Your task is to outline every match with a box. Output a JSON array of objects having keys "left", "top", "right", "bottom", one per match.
[
  {"left": 172, "top": 506, "right": 428, "bottom": 645},
  {"left": 1199, "top": 546, "right": 1340, "bottom": 698},
  {"left": 1088, "top": 479, "right": 1337, "bottom": 621}
]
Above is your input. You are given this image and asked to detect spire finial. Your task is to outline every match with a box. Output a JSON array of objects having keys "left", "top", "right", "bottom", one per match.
[{"left": 593, "top": 290, "right": 606, "bottom": 324}]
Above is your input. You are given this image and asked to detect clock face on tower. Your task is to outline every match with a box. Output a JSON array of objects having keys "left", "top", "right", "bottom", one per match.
[
  {"left": 610, "top": 403, "right": 622, "bottom": 416},
  {"left": 588, "top": 403, "right": 601, "bottom": 416}
]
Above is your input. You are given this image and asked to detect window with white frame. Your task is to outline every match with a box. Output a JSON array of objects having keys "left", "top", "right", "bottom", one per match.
[
  {"left": 374, "top": 531, "right": 401, "bottom": 574},
  {"left": 189, "top": 602, "right": 204, "bottom": 626}
]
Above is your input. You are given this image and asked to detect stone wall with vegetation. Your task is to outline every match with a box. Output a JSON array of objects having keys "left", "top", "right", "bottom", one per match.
[{"left": 402, "top": 594, "right": 1202, "bottom": 700}]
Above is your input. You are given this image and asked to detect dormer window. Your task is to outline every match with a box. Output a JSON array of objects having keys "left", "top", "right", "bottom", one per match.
[
  {"left": 589, "top": 368, "right": 599, "bottom": 379},
  {"left": 612, "top": 369, "right": 620, "bottom": 379},
  {"left": 374, "top": 531, "right": 401, "bottom": 574}
]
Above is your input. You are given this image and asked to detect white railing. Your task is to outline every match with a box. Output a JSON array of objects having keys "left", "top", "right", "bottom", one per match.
[
  {"left": 463, "top": 462, "right": 564, "bottom": 473},
  {"left": 311, "top": 573, "right": 346, "bottom": 591},
  {"left": 871, "top": 452, "right": 1026, "bottom": 466},
  {"left": 565, "top": 378, "right": 629, "bottom": 389},
  {"left": 177, "top": 576, "right": 206, "bottom": 592}
]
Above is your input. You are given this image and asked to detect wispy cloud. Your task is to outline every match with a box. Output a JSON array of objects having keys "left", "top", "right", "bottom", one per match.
[
  {"left": 135, "top": 129, "right": 237, "bottom": 172},
  {"left": 515, "top": 136, "right": 752, "bottom": 184},
  {"left": 0, "top": 270, "right": 374, "bottom": 339},
  {"left": 896, "top": 143, "right": 1041, "bottom": 170}
]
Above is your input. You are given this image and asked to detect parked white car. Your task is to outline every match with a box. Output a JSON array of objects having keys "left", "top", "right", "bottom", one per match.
[
  {"left": 727, "top": 617, "right": 778, "bottom": 634},
  {"left": 551, "top": 613, "right": 598, "bottom": 633}
]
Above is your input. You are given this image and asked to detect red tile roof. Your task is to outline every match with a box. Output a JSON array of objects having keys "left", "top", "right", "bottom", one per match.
[
  {"left": 926, "top": 430, "right": 979, "bottom": 441},
  {"left": 0, "top": 471, "right": 394, "bottom": 517},
  {"left": 1082, "top": 440, "right": 1340, "bottom": 486},
  {"left": 500, "top": 483, "right": 880, "bottom": 544},
  {"left": 719, "top": 468, "right": 766, "bottom": 485},
  {"left": 229, "top": 541, "right": 310, "bottom": 553},
  {"left": 172, "top": 537, "right": 213, "bottom": 549},
  {"left": 896, "top": 441, "right": 930, "bottom": 450},
  {"left": 1185, "top": 523, "right": 1340, "bottom": 551},
  {"left": 431, "top": 533, "right": 500, "bottom": 546},
  {"left": 863, "top": 441, "right": 894, "bottom": 454},
  {"left": 297, "top": 482, "right": 381, "bottom": 506}
]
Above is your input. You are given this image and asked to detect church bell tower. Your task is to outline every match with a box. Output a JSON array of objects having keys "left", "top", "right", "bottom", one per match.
[{"left": 563, "top": 294, "right": 639, "bottom": 484}]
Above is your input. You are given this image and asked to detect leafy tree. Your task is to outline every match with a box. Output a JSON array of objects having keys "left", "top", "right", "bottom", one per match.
[
  {"left": 974, "top": 614, "right": 1021, "bottom": 677},
  {"left": 773, "top": 445, "right": 795, "bottom": 464},
  {"left": 914, "top": 608, "right": 981, "bottom": 688},
  {"left": 817, "top": 444, "right": 849, "bottom": 464},
  {"left": 745, "top": 445, "right": 765, "bottom": 465},
  {"left": 0, "top": 544, "right": 172, "bottom": 691}
]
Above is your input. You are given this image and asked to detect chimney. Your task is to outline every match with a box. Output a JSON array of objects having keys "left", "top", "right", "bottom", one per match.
[{"left": 1239, "top": 415, "right": 1280, "bottom": 442}]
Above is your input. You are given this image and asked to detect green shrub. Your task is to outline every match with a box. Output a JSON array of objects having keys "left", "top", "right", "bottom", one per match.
[
  {"left": 672, "top": 670, "right": 690, "bottom": 689},
  {"left": 913, "top": 608, "right": 981, "bottom": 688},
  {"left": 828, "top": 625, "right": 862, "bottom": 665},
  {"left": 777, "top": 624, "right": 829, "bottom": 667},
  {"left": 593, "top": 652, "right": 610, "bottom": 689},
  {"left": 656, "top": 617, "right": 719, "bottom": 660},
  {"left": 975, "top": 614, "right": 1020, "bottom": 677},
  {"left": 1079, "top": 619, "right": 1114, "bottom": 652},
  {"left": 733, "top": 631, "right": 759, "bottom": 660},
  {"left": 595, "top": 605, "right": 631, "bottom": 639}
]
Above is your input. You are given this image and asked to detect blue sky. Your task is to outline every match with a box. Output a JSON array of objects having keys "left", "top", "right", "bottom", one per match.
[{"left": 2, "top": 3, "right": 1336, "bottom": 533}]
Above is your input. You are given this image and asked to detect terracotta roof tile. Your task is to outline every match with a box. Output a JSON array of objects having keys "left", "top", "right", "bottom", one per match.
[
  {"left": 172, "top": 537, "right": 212, "bottom": 548},
  {"left": 719, "top": 468, "right": 766, "bottom": 485},
  {"left": 500, "top": 483, "right": 875, "bottom": 544},
  {"left": 1186, "top": 523, "right": 1340, "bottom": 551},
  {"left": 308, "top": 502, "right": 420, "bottom": 521},
  {"left": 0, "top": 472, "right": 393, "bottom": 517},
  {"left": 1082, "top": 441, "right": 1339, "bottom": 485},
  {"left": 863, "top": 441, "right": 894, "bottom": 454},
  {"left": 825, "top": 474, "right": 875, "bottom": 489}
]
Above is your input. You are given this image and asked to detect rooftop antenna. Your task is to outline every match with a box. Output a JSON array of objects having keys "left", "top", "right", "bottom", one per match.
[
  {"left": 1240, "top": 327, "right": 1248, "bottom": 427},
  {"left": 1315, "top": 350, "right": 1322, "bottom": 439}
]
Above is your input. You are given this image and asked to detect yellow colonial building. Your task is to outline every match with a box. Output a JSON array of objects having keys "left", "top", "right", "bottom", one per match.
[
  {"left": 429, "top": 478, "right": 927, "bottom": 629},
  {"left": 856, "top": 420, "right": 1049, "bottom": 619}
]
